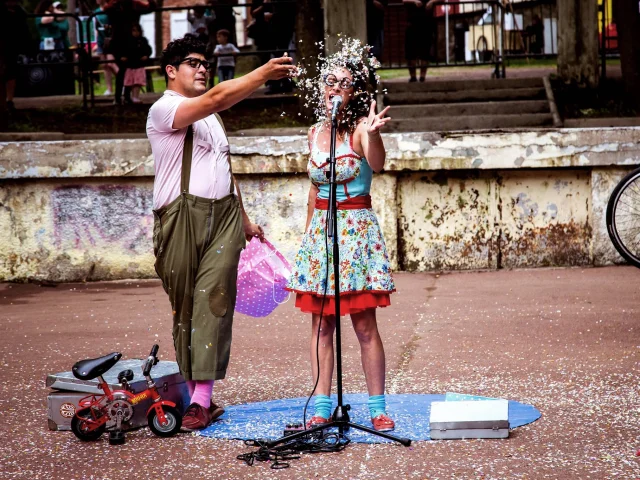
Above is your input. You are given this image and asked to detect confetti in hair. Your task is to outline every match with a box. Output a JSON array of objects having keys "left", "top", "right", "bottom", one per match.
[{"left": 297, "top": 36, "right": 381, "bottom": 133}]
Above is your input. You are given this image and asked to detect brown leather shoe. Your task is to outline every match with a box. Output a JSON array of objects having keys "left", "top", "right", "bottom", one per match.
[
  {"left": 209, "top": 402, "right": 225, "bottom": 422},
  {"left": 181, "top": 403, "right": 214, "bottom": 431}
]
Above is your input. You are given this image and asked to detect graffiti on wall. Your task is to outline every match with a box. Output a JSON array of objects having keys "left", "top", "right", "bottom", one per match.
[{"left": 51, "top": 185, "right": 154, "bottom": 254}]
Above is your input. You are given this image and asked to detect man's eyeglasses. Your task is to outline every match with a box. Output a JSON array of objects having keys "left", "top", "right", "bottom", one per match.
[
  {"left": 324, "top": 74, "right": 354, "bottom": 90},
  {"left": 176, "top": 57, "right": 212, "bottom": 71}
]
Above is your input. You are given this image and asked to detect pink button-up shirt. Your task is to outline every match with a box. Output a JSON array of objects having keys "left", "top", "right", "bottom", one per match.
[{"left": 147, "top": 90, "right": 235, "bottom": 210}]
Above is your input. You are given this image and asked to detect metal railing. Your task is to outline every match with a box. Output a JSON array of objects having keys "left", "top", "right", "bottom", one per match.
[
  {"left": 17, "top": 1, "right": 619, "bottom": 101},
  {"left": 378, "top": 0, "right": 562, "bottom": 77},
  {"left": 19, "top": 12, "right": 92, "bottom": 106},
  {"left": 14, "top": 2, "right": 297, "bottom": 108},
  {"left": 499, "top": 0, "right": 557, "bottom": 59},
  {"left": 82, "top": 1, "right": 296, "bottom": 106},
  {"left": 379, "top": 1, "right": 505, "bottom": 77}
]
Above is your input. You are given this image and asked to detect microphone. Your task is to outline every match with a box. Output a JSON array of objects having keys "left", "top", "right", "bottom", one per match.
[{"left": 330, "top": 96, "right": 343, "bottom": 121}]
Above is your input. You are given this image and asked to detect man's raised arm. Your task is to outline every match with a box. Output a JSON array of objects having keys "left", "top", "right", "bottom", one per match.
[{"left": 172, "top": 57, "right": 295, "bottom": 130}]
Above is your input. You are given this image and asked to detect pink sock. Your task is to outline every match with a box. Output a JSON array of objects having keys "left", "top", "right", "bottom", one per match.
[
  {"left": 186, "top": 380, "right": 197, "bottom": 398},
  {"left": 190, "top": 380, "right": 214, "bottom": 408}
]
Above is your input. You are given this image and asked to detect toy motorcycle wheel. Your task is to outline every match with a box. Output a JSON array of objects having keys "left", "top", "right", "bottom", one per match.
[
  {"left": 71, "top": 408, "right": 106, "bottom": 441},
  {"left": 147, "top": 405, "right": 182, "bottom": 437}
]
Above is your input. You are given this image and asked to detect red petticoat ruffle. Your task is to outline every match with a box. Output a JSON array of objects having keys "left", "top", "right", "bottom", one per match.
[{"left": 294, "top": 291, "right": 391, "bottom": 316}]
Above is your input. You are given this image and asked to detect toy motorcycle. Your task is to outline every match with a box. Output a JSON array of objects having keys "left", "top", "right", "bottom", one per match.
[{"left": 70, "top": 344, "right": 181, "bottom": 444}]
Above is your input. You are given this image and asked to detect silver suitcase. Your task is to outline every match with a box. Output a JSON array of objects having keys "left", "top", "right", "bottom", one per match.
[{"left": 46, "top": 360, "right": 189, "bottom": 431}]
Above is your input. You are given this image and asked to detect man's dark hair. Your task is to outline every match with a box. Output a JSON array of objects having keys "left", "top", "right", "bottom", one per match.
[{"left": 161, "top": 34, "right": 207, "bottom": 83}]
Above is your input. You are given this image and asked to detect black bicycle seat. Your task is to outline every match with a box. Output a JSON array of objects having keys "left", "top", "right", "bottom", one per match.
[{"left": 72, "top": 352, "right": 122, "bottom": 381}]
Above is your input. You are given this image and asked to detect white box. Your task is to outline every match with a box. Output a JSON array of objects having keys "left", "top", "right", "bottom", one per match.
[{"left": 429, "top": 399, "right": 509, "bottom": 440}]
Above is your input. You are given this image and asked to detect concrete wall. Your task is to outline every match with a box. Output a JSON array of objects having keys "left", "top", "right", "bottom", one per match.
[{"left": 1, "top": 128, "right": 639, "bottom": 282}]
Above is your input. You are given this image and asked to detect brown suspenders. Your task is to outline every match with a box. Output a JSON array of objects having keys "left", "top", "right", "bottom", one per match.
[{"left": 180, "top": 114, "right": 234, "bottom": 196}]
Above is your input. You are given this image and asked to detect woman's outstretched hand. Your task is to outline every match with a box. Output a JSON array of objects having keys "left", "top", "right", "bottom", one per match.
[{"left": 365, "top": 100, "right": 391, "bottom": 136}]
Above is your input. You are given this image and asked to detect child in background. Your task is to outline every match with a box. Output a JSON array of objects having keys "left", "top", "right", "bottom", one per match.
[
  {"left": 122, "top": 23, "right": 151, "bottom": 103},
  {"left": 213, "top": 29, "right": 240, "bottom": 82}
]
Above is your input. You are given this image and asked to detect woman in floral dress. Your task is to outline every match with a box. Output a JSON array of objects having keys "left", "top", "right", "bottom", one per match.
[{"left": 286, "top": 39, "right": 396, "bottom": 432}]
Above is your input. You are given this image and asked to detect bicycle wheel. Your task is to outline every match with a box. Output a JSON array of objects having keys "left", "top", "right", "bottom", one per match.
[
  {"left": 147, "top": 405, "right": 181, "bottom": 437},
  {"left": 606, "top": 167, "right": 640, "bottom": 268},
  {"left": 71, "top": 408, "right": 106, "bottom": 441}
]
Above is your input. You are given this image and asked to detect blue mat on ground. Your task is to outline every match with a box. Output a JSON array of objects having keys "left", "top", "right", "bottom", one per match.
[{"left": 199, "top": 393, "right": 541, "bottom": 443}]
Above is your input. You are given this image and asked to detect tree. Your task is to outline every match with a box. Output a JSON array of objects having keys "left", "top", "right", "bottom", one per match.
[
  {"left": 324, "top": 0, "right": 366, "bottom": 55},
  {"left": 613, "top": 0, "right": 640, "bottom": 108},
  {"left": 295, "top": 0, "right": 323, "bottom": 118},
  {"left": 557, "top": 0, "right": 599, "bottom": 88}
]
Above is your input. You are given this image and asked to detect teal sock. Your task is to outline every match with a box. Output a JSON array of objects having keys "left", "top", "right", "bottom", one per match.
[
  {"left": 313, "top": 394, "right": 332, "bottom": 419},
  {"left": 368, "top": 395, "right": 386, "bottom": 418}
]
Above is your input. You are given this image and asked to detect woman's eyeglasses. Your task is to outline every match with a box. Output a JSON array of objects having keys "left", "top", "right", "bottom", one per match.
[
  {"left": 324, "top": 74, "right": 354, "bottom": 90},
  {"left": 177, "top": 57, "right": 212, "bottom": 71}
]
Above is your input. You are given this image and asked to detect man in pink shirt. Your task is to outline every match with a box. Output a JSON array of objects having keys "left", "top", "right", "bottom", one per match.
[{"left": 147, "top": 35, "right": 295, "bottom": 430}]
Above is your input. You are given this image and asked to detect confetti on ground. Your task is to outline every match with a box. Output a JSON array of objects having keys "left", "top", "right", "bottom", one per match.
[{"left": 1, "top": 268, "right": 639, "bottom": 478}]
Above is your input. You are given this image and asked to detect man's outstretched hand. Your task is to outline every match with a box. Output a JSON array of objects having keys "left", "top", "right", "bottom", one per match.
[{"left": 263, "top": 54, "right": 298, "bottom": 81}]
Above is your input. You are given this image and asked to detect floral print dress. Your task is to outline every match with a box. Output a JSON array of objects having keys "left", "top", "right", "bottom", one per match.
[{"left": 286, "top": 124, "right": 396, "bottom": 316}]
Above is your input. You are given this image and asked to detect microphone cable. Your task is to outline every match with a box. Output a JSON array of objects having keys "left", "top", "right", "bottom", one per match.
[
  {"left": 236, "top": 432, "right": 350, "bottom": 470},
  {"left": 302, "top": 198, "right": 331, "bottom": 429},
  {"left": 238, "top": 129, "right": 351, "bottom": 469}
]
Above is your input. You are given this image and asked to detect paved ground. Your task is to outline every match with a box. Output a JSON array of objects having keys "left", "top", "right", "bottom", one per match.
[{"left": 1, "top": 266, "right": 639, "bottom": 479}]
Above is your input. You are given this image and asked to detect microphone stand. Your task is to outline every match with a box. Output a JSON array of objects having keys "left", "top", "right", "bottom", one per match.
[{"left": 268, "top": 112, "right": 411, "bottom": 448}]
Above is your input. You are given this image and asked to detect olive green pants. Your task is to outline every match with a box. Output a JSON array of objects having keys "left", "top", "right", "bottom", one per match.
[{"left": 153, "top": 193, "right": 245, "bottom": 381}]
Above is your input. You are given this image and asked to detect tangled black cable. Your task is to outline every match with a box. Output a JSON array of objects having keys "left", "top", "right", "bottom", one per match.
[
  {"left": 302, "top": 205, "right": 332, "bottom": 427},
  {"left": 236, "top": 431, "right": 351, "bottom": 469},
  {"left": 236, "top": 176, "right": 343, "bottom": 471}
]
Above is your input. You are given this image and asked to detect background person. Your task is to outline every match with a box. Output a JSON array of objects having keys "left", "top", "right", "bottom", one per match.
[
  {"left": 208, "top": 0, "right": 237, "bottom": 46},
  {"left": 147, "top": 35, "right": 295, "bottom": 430},
  {"left": 249, "top": 0, "right": 274, "bottom": 67},
  {"left": 526, "top": 15, "right": 545, "bottom": 55},
  {"left": 1, "top": 0, "right": 29, "bottom": 112},
  {"left": 103, "top": 0, "right": 156, "bottom": 104},
  {"left": 403, "top": 0, "right": 436, "bottom": 82},
  {"left": 121, "top": 23, "right": 151, "bottom": 103},
  {"left": 267, "top": 0, "right": 295, "bottom": 93},
  {"left": 187, "top": 3, "right": 214, "bottom": 43},
  {"left": 249, "top": 0, "right": 295, "bottom": 93},
  {"left": 35, "top": 0, "right": 70, "bottom": 50},
  {"left": 286, "top": 39, "right": 396, "bottom": 432},
  {"left": 213, "top": 28, "right": 239, "bottom": 82},
  {"left": 366, "top": 0, "right": 388, "bottom": 60}
]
